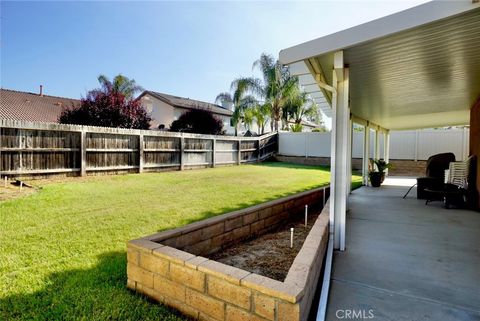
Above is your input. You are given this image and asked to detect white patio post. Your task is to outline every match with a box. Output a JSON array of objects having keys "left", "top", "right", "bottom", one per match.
[
  {"left": 329, "top": 51, "right": 349, "bottom": 251},
  {"left": 347, "top": 116, "right": 353, "bottom": 194},
  {"left": 384, "top": 130, "right": 390, "bottom": 175},
  {"left": 362, "top": 124, "right": 370, "bottom": 185},
  {"left": 329, "top": 73, "right": 338, "bottom": 249},
  {"left": 374, "top": 129, "right": 380, "bottom": 160}
]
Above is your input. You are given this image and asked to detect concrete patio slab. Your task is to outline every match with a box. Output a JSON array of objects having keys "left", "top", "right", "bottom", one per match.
[{"left": 326, "top": 178, "right": 480, "bottom": 321}]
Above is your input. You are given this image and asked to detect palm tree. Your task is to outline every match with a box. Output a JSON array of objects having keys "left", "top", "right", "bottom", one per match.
[
  {"left": 215, "top": 78, "right": 257, "bottom": 136},
  {"left": 243, "top": 108, "right": 255, "bottom": 131},
  {"left": 252, "top": 103, "right": 270, "bottom": 135},
  {"left": 243, "top": 53, "right": 298, "bottom": 132},
  {"left": 97, "top": 74, "right": 144, "bottom": 99},
  {"left": 284, "top": 87, "right": 320, "bottom": 129}
]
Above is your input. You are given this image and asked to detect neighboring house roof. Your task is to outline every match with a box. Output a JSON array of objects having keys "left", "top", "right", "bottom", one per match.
[
  {"left": 140, "top": 91, "right": 233, "bottom": 117},
  {"left": 0, "top": 88, "right": 80, "bottom": 123},
  {"left": 300, "top": 119, "right": 320, "bottom": 128},
  {"left": 287, "top": 119, "right": 320, "bottom": 128}
]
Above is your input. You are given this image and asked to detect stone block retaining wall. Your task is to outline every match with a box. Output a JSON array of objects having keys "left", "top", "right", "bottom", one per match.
[{"left": 127, "top": 186, "right": 331, "bottom": 321}]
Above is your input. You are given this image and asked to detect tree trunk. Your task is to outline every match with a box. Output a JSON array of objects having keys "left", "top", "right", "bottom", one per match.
[
  {"left": 272, "top": 105, "right": 279, "bottom": 132},
  {"left": 235, "top": 123, "right": 239, "bottom": 136}
]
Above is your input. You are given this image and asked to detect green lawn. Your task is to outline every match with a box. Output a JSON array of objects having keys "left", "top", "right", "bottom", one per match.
[{"left": 0, "top": 162, "right": 362, "bottom": 320}]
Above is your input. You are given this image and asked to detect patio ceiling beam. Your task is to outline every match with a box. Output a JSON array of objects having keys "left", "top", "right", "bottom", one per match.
[
  {"left": 315, "top": 76, "right": 335, "bottom": 94},
  {"left": 304, "top": 58, "right": 333, "bottom": 105},
  {"left": 334, "top": 51, "right": 344, "bottom": 82},
  {"left": 351, "top": 114, "right": 389, "bottom": 133},
  {"left": 351, "top": 114, "right": 368, "bottom": 127}
]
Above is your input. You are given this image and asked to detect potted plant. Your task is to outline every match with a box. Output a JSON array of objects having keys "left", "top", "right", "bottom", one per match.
[{"left": 369, "top": 159, "right": 393, "bottom": 187}]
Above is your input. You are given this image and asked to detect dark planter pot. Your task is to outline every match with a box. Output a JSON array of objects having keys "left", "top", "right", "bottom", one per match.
[
  {"left": 381, "top": 172, "right": 386, "bottom": 183},
  {"left": 369, "top": 172, "right": 382, "bottom": 187}
]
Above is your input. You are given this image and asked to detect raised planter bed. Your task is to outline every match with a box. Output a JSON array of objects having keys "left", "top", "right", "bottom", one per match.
[
  {"left": 127, "top": 186, "right": 330, "bottom": 321},
  {"left": 209, "top": 210, "right": 321, "bottom": 281}
]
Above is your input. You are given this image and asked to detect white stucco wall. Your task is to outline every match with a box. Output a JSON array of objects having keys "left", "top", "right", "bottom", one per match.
[
  {"left": 140, "top": 93, "right": 235, "bottom": 134},
  {"left": 140, "top": 95, "right": 176, "bottom": 129}
]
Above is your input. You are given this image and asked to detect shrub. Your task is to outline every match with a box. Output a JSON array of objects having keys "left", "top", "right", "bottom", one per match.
[
  {"left": 290, "top": 123, "right": 303, "bottom": 132},
  {"left": 170, "top": 109, "right": 224, "bottom": 135}
]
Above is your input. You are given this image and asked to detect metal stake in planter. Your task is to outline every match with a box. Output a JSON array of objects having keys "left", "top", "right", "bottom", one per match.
[
  {"left": 20, "top": 181, "right": 23, "bottom": 191},
  {"left": 4, "top": 176, "right": 7, "bottom": 188},
  {"left": 290, "top": 228, "right": 294, "bottom": 248},
  {"left": 305, "top": 205, "right": 308, "bottom": 227}
]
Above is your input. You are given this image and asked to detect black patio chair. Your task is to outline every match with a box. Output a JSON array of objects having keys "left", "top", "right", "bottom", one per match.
[
  {"left": 403, "top": 152, "right": 456, "bottom": 199},
  {"left": 425, "top": 155, "right": 477, "bottom": 208}
]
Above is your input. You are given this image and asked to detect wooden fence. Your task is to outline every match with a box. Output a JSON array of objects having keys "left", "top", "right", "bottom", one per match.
[{"left": 0, "top": 119, "right": 278, "bottom": 178}]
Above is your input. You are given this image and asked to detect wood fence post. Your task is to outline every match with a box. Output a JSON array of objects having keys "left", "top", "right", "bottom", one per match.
[
  {"left": 138, "top": 133, "right": 144, "bottom": 173},
  {"left": 257, "top": 138, "right": 261, "bottom": 162},
  {"left": 18, "top": 129, "right": 24, "bottom": 173},
  {"left": 0, "top": 127, "right": 2, "bottom": 175},
  {"left": 80, "top": 130, "right": 87, "bottom": 176},
  {"left": 212, "top": 138, "right": 216, "bottom": 168},
  {"left": 180, "top": 136, "right": 185, "bottom": 170},
  {"left": 237, "top": 139, "right": 242, "bottom": 165}
]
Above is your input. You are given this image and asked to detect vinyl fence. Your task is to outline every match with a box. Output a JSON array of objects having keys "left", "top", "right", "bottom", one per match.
[
  {"left": 279, "top": 129, "right": 470, "bottom": 161},
  {"left": 0, "top": 119, "right": 277, "bottom": 178}
]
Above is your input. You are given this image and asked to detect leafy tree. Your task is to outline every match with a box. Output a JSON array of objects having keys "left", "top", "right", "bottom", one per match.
[
  {"left": 59, "top": 89, "right": 151, "bottom": 129},
  {"left": 97, "top": 74, "right": 144, "bottom": 99},
  {"left": 215, "top": 78, "right": 257, "bottom": 136},
  {"left": 170, "top": 109, "right": 223, "bottom": 135}
]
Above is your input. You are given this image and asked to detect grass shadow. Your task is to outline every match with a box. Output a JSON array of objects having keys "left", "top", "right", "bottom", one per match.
[
  {"left": 253, "top": 161, "right": 331, "bottom": 171},
  {"left": 165, "top": 187, "right": 334, "bottom": 231},
  {"left": 0, "top": 251, "right": 187, "bottom": 321},
  {"left": 153, "top": 162, "right": 344, "bottom": 231}
]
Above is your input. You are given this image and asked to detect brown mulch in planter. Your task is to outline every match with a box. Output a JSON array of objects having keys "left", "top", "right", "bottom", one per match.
[{"left": 208, "top": 211, "right": 320, "bottom": 281}]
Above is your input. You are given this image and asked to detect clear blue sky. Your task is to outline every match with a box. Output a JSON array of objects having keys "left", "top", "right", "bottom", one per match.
[{"left": 2, "top": 0, "right": 428, "bottom": 105}]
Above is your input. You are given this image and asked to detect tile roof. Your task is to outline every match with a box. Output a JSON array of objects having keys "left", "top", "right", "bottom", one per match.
[
  {"left": 143, "top": 91, "right": 233, "bottom": 116},
  {"left": 0, "top": 88, "right": 80, "bottom": 123}
]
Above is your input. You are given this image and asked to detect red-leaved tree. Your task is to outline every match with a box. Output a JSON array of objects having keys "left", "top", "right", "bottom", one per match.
[{"left": 59, "top": 89, "right": 151, "bottom": 129}]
